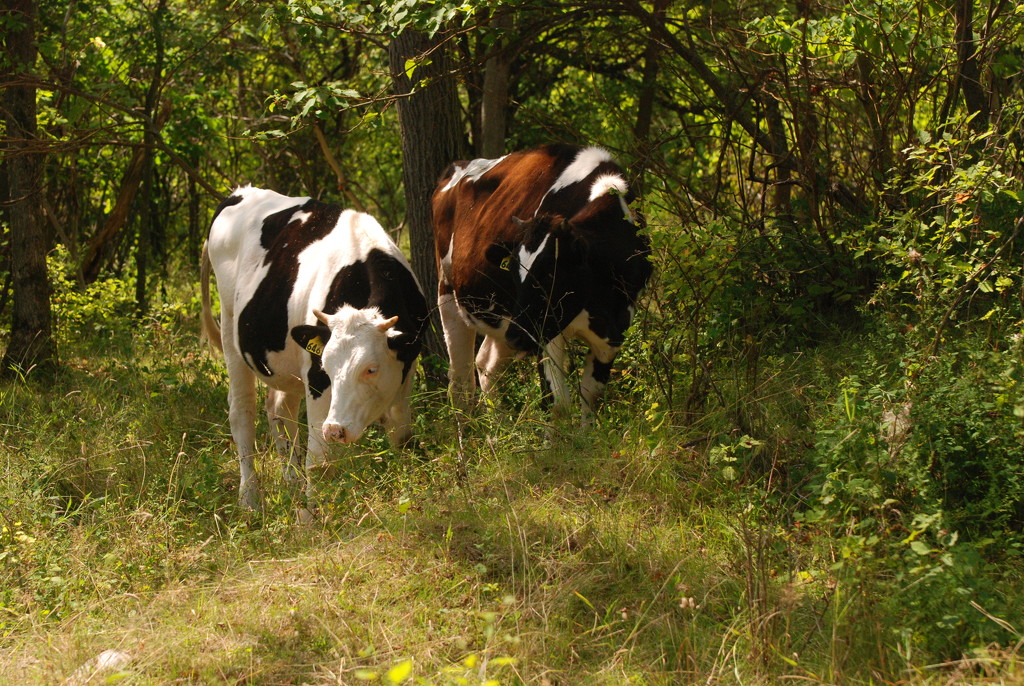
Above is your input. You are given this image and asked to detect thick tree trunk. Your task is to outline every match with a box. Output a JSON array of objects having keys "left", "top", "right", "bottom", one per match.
[
  {"left": 389, "top": 28, "right": 465, "bottom": 360},
  {"left": 1, "top": 0, "right": 55, "bottom": 374},
  {"left": 479, "top": 11, "right": 513, "bottom": 158}
]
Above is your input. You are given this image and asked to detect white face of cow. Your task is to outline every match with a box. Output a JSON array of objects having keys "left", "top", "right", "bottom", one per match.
[{"left": 311, "top": 306, "right": 404, "bottom": 445}]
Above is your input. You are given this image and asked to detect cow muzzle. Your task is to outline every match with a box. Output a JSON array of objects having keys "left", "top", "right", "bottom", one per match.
[
  {"left": 322, "top": 421, "right": 361, "bottom": 444},
  {"left": 505, "top": 322, "right": 542, "bottom": 354}
]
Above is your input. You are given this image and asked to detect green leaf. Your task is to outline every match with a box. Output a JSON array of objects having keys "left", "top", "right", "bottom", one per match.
[
  {"left": 404, "top": 56, "right": 432, "bottom": 81},
  {"left": 574, "top": 590, "right": 595, "bottom": 610},
  {"left": 910, "top": 540, "right": 931, "bottom": 556}
]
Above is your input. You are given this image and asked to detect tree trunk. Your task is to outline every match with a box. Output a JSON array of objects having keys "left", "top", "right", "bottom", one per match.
[
  {"left": 79, "top": 146, "right": 147, "bottom": 283},
  {"left": 389, "top": 28, "right": 465, "bottom": 360},
  {"left": 133, "top": 0, "right": 167, "bottom": 315},
  {"left": 938, "top": 0, "right": 990, "bottom": 135},
  {"left": 479, "top": 10, "right": 513, "bottom": 158},
  {"left": 1, "top": 0, "right": 56, "bottom": 374},
  {"left": 631, "top": 0, "right": 668, "bottom": 195},
  {"left": 953, "top": 0, "right": 989, "bottom": 133}
]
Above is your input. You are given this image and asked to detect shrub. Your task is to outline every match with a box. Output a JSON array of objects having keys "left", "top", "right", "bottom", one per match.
[
  {"left": 47, "top": 245, "right": 135, "bottom": 342},
  {"left": 796, "top": 326, "right": 1023, "bottom": 660}
]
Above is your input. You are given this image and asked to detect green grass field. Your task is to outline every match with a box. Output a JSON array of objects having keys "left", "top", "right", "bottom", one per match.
[{"left": 1, "top": 304, "right": 1022, "bottom": 685}]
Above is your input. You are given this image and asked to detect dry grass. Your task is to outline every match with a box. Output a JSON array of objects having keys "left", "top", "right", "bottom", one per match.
[{"left": 2, "top": 321, "right": 1023, "bottom": 685}]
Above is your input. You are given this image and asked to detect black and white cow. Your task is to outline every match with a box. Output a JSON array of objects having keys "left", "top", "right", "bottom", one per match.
[
  {"left": 201, "top": 186, "right": 428, "bottom": 508},
  {"left": 432, "top": 144, "right": 652, "bottom": 419}
]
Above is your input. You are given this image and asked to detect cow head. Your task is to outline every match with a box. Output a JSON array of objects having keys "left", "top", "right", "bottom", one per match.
[
  {"left": 499, "top": 205, "right": 652, "bottom": 353},
  {"left": 497, "top": 214, "right": 590, "bottom": 352},
  {"left": 290, "top": 306, "right": 405, "bottom": 444}
]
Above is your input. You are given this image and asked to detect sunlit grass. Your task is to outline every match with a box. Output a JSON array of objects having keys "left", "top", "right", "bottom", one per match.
[{"left": 1, "top": 311, "right": 1023, "bottom": 685}]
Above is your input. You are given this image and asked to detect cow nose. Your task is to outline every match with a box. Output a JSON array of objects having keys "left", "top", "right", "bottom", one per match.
[
  {"left": 322, "top": 422, "right": 347, "bottom": 443},
  {"left": 506, "top": 324, "right": 539, "bottom": 353}
]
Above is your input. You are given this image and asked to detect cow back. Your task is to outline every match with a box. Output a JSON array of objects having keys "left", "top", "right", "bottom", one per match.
[{"left": 208, "top": 187, "right": 427, "bottom": 382}]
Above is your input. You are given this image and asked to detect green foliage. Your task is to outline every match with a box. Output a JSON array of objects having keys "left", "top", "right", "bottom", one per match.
[
  {"left": 5, "top": 0, "right": 1024, "bottom": 682},
  {"left": 48, "top": 245, "right": 135, "bottom": 341},
  {"left": 910, "top": 345, "right": 1024, "bottom": 539},
  {"left": 870, "top": 125, "right": 1024, "bottom": 333},
  {"left": 795, "top": 326, "right": 1023, "bottom": 660}
]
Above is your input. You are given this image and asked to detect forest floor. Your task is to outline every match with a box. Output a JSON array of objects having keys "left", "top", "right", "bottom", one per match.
[{"left": 1, "top": 314, "right": 1023, "bottom": 685}]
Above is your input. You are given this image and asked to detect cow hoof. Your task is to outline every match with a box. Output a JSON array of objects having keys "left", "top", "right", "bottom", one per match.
[
  {"left": 239, "top": 497, "right": 263, "bottom": 512},
  {"left": 239, "top": 480, "right": 263, "bottom": 511}
]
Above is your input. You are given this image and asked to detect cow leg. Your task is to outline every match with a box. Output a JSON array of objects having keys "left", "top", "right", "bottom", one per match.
[
  {"left": 303, "top": 388, "right": 332, "bottom": 505},
  {"left": 476, "top": 336, "right": 514, "bottom": 402},
  {"left": 223, "top": 351, "right": 261, "bottom": 510},
  {"left": 439, "top": 291, "right": 477, "bottom": 411},
  {"left": 541, "top": 335, "right": 573, "bottom": 419},
  {"left": 580, "top": 348, "right": 616, "bottom": 423},
  {"left": 384, "top": 371, "right": 416, "bottom": 448},
  {"left": 266, "top": 388, "right": 302, "bottom": 485}
]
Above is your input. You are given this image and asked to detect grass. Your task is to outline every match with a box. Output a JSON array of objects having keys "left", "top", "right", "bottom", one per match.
[{"left": 1, "top": 309, "right": 1023, "bottom": 685}]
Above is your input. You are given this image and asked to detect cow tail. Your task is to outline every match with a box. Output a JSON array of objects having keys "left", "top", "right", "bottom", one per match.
[{"left": 200, "top": 241, "right": 224, "bottom": 354}]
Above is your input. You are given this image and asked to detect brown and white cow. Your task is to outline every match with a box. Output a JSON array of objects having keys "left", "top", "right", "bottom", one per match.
[
  {"left": 201, "top": 186, "right": 428, "bottom": 509},
  {"left": 432, "top": 144, "right": 652, "bottom": 419}
]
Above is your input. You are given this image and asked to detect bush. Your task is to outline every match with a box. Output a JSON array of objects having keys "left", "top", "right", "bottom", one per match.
[
  {"left": 909, "top": 341, "right": 1024, "bottom": 541},
  {"left": 796, "top": 325, "right": 1023, "bottom": 660},
  {"left": 48, "top": 245, "right": 135, "bottom": 342}
]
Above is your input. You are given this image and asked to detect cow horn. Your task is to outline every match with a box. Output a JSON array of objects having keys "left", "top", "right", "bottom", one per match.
[
  {"left": 377, "top": 315, "right": 400, "bottom": 332},
  {"left": 511, "top": 216, "right": 527, "bottom": 227},
  {"left": 313, "top": 308, "right": 330, "bottom": 325}
]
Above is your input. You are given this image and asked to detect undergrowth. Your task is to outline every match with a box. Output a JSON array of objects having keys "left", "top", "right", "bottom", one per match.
[
  {"left": 0, "top": 323, "right": 1019, "bottom": 684},
  {"left": 1, "top": 260, "right": 1022, "bottom": 684}
]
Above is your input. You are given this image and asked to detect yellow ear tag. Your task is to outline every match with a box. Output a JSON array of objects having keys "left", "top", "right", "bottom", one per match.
[
  {"left": 499, "top": 256, "right": 512, "bottom": 271},
  {"left": 305, "top": 336, "right": 324, "bottom": 356}
]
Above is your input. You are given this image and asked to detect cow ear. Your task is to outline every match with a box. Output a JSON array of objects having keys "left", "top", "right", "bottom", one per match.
[
  {"left": 291, "top": 323, "right": 331, "bottom": 357},
  {"left": 556, "top": 219, "right": 579, "bottom": 241}
]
